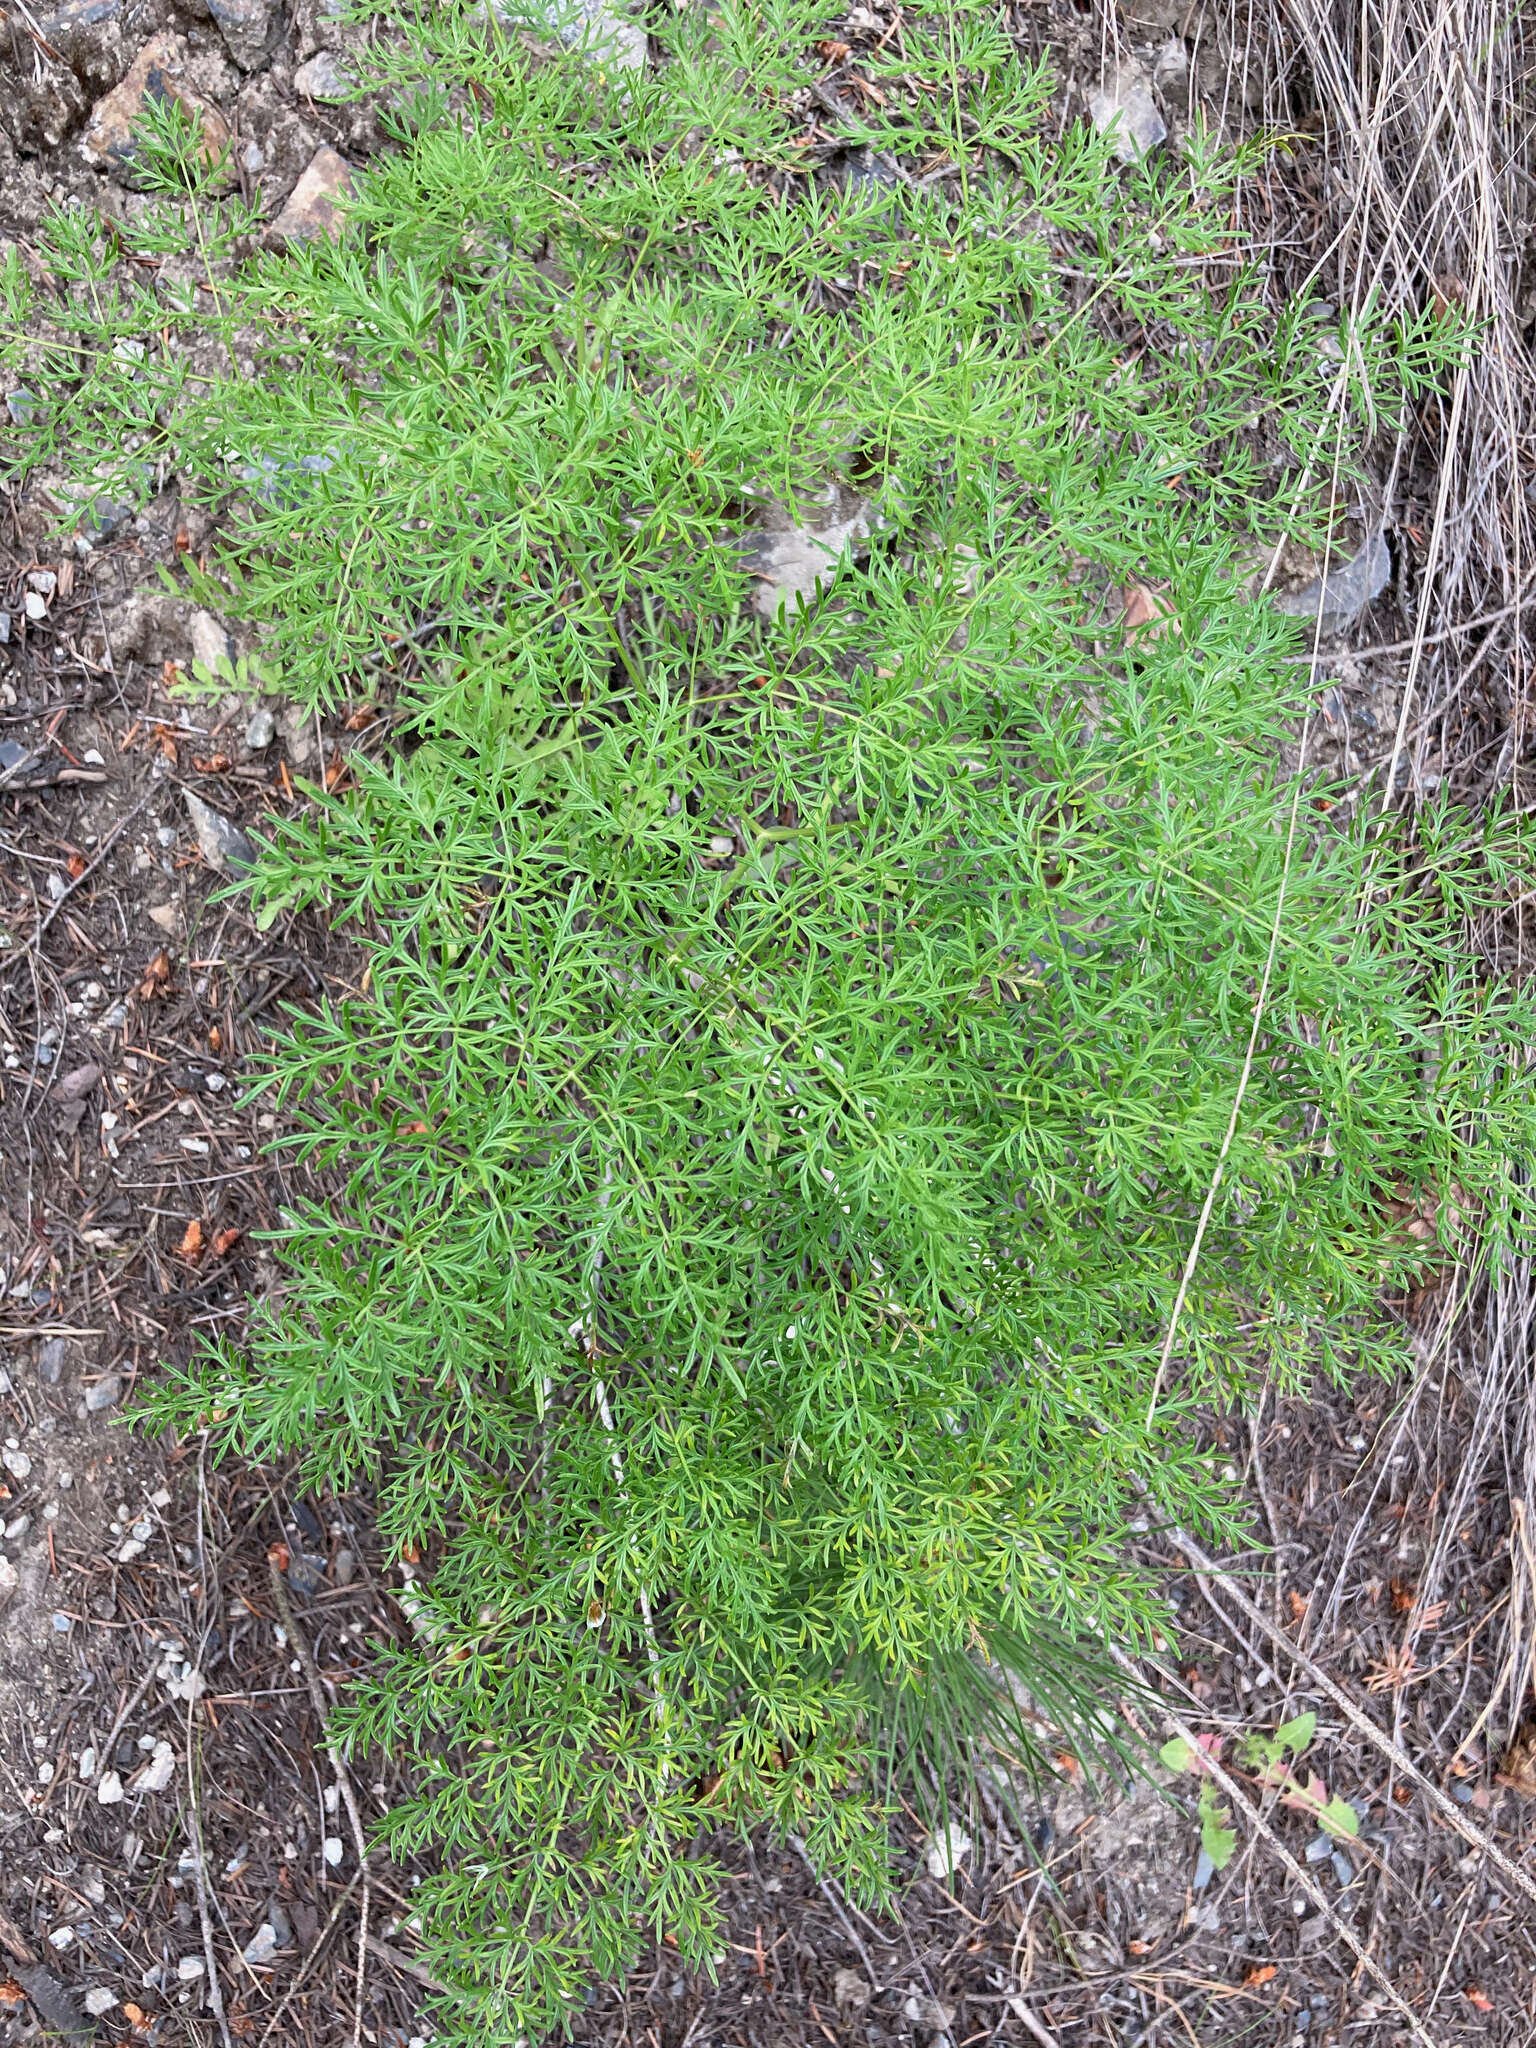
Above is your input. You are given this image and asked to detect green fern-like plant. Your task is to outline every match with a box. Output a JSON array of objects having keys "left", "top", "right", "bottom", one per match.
[{"left": 17, "top": 0, "right": 1526, "bottom": 2036}]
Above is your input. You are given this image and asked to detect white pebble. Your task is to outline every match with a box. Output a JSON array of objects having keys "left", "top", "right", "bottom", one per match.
[
  {"left": 97, "top": 1771, "right": 126, "bottom": 1806},
  {"left": 322, "top": 1836, "right": 344, "bottom": 1866},
  {"left": 924, "top": 1823, "right": 972, "bottom": 1881},
  {"left": 176, "top": 1954, "right": 205, "bottom": 1980},
  {"left": 84, "top": 1988, "right": 118, "bottom": 2017},
  {"left": 48, "top": 1925, "right": 73, "bottom": 1949},
  {"left": 133, "top": 1741, "right": 176, "bottom": 1794}
]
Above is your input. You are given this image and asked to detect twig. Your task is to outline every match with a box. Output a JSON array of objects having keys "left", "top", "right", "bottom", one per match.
[
  {"left": 98, "top": 1662, "right": 160, "bottom": 1773},
  {"left": 184, "top": 1707, "right": 235, "bottom": 2048},
  {"left": 0, "top": 1905, "right": 35, "bottom": 1965},
  {"left": 1166, "top": 1526, "right": 1536, "bottom": 1917},
  {"left": 588, "top": 1161, "right": 670, "bottom": 1746},
  {"left": 1281, "top": 572, "right": 1536, "bottom": 662},
  {"left": 254, "top": 1870, "right": 363, "bottom": 2048},
  {"left": 1109, "top": 1646, "right": 1443, "bottom": 2048},
  {"left": 363, "top": 1932, "right": 448, "bottom": 1992},
  {"left": 592, "top": 1372, "right": 668, "bottom": 1733},
  {"left": 1144, "top": 714, "right": 1313, "bottom": 1425},
  {"left": 1009, "top": 2000, "right": 1062, "bottom": 2048},
  {"left": 268, "top": 1555, "right": 372, "bottom": 2048},
  {"left": 0, "top": 1323, "right": 104, "bottom": 1336},
  {"left": 789, "top": 1834, "right": 884, "bottom": 1990}
]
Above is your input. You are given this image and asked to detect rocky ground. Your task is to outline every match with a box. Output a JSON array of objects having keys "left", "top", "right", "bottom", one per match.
[{"left": 2, "top": 0, "right": 1534, "bottom": 2043}]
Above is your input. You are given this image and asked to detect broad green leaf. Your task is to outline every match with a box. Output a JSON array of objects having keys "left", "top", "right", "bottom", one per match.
[
  {"left": 1197, "top": 1782, "right": 1238, "bottom": 1870},
  {"left": 1318, "top": 1796, "right": 1360, "bottom": 1840},
  {"left": 1274, "top": 1713, "right": 1316, "bottom": 1757}
]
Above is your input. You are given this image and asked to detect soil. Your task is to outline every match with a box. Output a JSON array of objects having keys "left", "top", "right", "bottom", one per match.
[
  {"left": 0, "top": 462, "right": 433, "bottom": 2046},
  {"left": 2, "top": 0, "right": 1533, "bottom": 2044}
]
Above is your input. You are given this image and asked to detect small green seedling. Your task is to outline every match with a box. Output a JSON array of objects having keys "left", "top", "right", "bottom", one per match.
[
  {"left": 1238, "top": 1712, "right": 1360, "bottom": 1842},
  {"left": 185, "top": 647, "right": 270, "bottom": 697},
  {"left": 1161, "top": 1731, "right": 1238, "bottom": 1871},
  {"left": 1164, "top": 1713, "right": 1359, "bottom": 1877}
]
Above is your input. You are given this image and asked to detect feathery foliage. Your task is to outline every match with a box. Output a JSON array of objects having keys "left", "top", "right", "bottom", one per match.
[{"left": 9, "top": 1, "right": 1535, "bottom": 2036}]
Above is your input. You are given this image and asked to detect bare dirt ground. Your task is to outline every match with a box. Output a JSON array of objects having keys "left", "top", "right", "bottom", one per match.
[
  {"left": 2, "top": 0, "right": 1534, "bottom": 2043},
  {"left": 0, "top": 481, "right": 434, "bottom": 2044}
]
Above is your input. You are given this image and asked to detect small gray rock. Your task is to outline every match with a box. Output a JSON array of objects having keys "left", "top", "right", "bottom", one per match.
[
  {"left": 206, "top": 0, "right": 274, "bottom": 69},
  {"left": 1152, "top": 35, "right": 1190, "bottom": 110},
  {"left": 188, "top": 610, "right": 235, "bottom": 679},
  {"left": 38, "top": 1338, "right": 68, "bottom": 1385},
  {"left": 83, "top": 495, "right": 134, "bottom": 540},
  {"left": 265, "top": 1897, "right": 294, "bottom": 1949},
  {"left": 286, "top": 1545, "right": 326, "bottom": 1598},
  {"left": 11, "top": 1964, "right": 92, "bottom": 2042},
  {"left": 82, "top": 34, "right": 232, "bottom": 186},
  {"left": 833, "top": 1968, "right": 871, "bottom": 2017},
  {"left": 84, "top": 1372, "right": 122, "bottom": 1414},
  {"left": 1088, "top": 63, "right": 1166, "bottom": 162},
  {"left": 38, "top": 0, "right": 122, "bottom": 88},
  {"left": 265, "top": 147, "right": 353, "bottom": 249},
  {"left": 0, "top": 739, "right": 43, "bottom": 781},
  {"left": 570, "top": 0, "right": 647, "bottom": 69},
  {"left": 493, "top": 0, "right": 644, "bottom": 69},
  {"left": 1275, "top": 531, "right": 1392, "bottom": 637},
  {"left": 743, "top": 482, "right": 878, "bottom": 620},
  {"left": 5, "top": 389, "right": 40, "bottom": 426},
  {"left": 55, "top": 1062, "right": 102, "bottom": 1102},
  {"left": 332, "top": 1546, "right": 356, "bottom": 1586},
  {"left": 244, "top": 704, "right": 276, "bottom": 750},
  {"left": 184, "top": 789, "right": 256, "bottom": 875},
  {"left": 239, "top": 449, "right": 339, "bottom": 507},
  {"left": 293, "top": 50, "right": 353, "bottom": 100},
  {"left": 278, "top": 701, "right": 320, "bottom": 766},
  {"left": 242, "top": 1922, "right": 280, "bottom": 1965},
  {"left": 903, "top": 1994, "right": 955, "bottom": 2034},
  {"left": 1330, "top": 1848, "right": 1356, "bottom": 1886}
]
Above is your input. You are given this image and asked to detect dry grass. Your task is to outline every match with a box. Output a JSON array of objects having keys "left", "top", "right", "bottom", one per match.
[
  {"left": 1246, "top": 0, "right": 1536, "bottom": 1831},
  {"left": 1271, "top": 0, "right": 1535, "bottom": 795},
  {"left": 1066, "top": 5, "right": 1536, "bottom": 2029}
]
